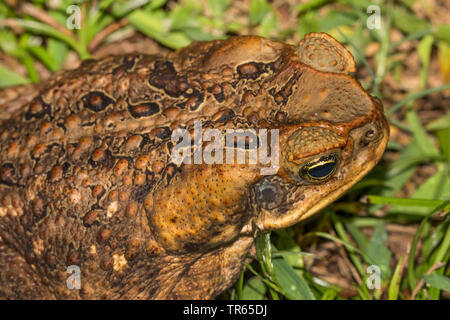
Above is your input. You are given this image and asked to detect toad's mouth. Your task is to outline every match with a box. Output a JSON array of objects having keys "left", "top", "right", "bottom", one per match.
[{"left": 249, "top": 118, "right": 389, "bottom": 232}]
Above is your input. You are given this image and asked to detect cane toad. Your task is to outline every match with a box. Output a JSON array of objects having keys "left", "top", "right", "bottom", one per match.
[{"left": 0, "top": 33, "right": 388, "bottom": 299}]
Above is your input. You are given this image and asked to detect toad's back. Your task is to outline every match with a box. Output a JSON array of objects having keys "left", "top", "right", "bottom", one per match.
[{"left": 0, "top": 36, "right": 295, "bottom": 298}]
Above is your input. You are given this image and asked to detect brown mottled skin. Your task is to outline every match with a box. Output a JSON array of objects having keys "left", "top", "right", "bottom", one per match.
[{"left": 0, "top": 33, "right": 388, "bottom": 299}]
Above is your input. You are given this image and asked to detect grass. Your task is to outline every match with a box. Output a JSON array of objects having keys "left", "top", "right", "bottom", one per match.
[{"left": 0, "top": 0, "right": 449, "bottom": 300}]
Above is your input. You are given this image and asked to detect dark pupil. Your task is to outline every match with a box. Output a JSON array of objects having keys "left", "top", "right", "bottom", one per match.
[{"left": 308, "top": 161, "right": 336, "bottom": 179}]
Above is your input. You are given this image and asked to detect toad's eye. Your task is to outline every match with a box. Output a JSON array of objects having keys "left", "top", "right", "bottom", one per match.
[{"left": 299, "top": 154, "right": 339, "bottom": 182}]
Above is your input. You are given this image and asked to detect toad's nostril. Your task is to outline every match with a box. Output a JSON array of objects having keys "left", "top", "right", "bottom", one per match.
[
  {"left": 362, "top": 123, "right": 381, "bottom": 143},
  {"left": 365, "top": 128, "right": 375, "bottom": 138}
]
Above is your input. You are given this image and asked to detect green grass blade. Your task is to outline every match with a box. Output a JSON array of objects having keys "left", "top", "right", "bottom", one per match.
[
  {"left": 388, "top": 255, "right": 405, "bottom": 300},
  {"left": 406, "top": 109, "right": 440, "bottom": 156},
  {"left": 417, "top": 34, "right": 434, "bottom": 89},
  {"left": 374, "top": 4, "right": 391, "bottom": 98},
  {"left": 296, "top": 0, "right": 332, "bottom": 14},
  {"left": 436, "top": 128, "right": 450, "bottom": 162},
  {"left": 313, "top": 231, "right": 363, "bottom": 255},
  {"left": 127, "top": 10, "right": 191, "bottom": 49},
  {"left": 392, "top": 6, "right": 430, "bottom": 34},
  {"left": 8, "top": 19, "right": 89, "bottom": 58},
  {"left": 272, "top": 256, "right": 315, "bottom": 300},
  {"left": 209, "top": 0, "right": 229, "bottom": 17},
  {"left": 320, "top": 289, "right": 338, "bottom": 300},
  {"left": 431, "top": 222, "right": 450, "bottom": 267},
  {"left": 387, "top": 84, "right": 450, "bottom": 115},
  {"left": 427, "top": 114, "right": 450, "bottom": 131},
  {"left": 27, "top": 46, "right": 59, "bottom": 72},
  {"left": 366, "top": 196, "right": 447, "bottom": 208},
  {"left": 407, "top": 201, "right": 450, "bottom": 293},
  {"left": 112, "top": 0, "right": 150, "bottom": 17},
  {"left": 385, "top": 169, "right": 450, "bottom": 216},
  {"left": 0, "top": 64, "right": 30, "bottom": 87},
  {"left": 435, "top": 25, "right": 450, "bottom": 43},
  {"left": 47, "top": 39, "right": 68, "bottom": 71},
  {"left": 423, "top": 274, "right": 450, "bottom": 292},
  {"left": 389, "top": 29, "right": 432, "bottom": 52},
  {"left": 342, "top": 221, "right": 369, "bottom": 251},
  {"left": 421, "top": 220, "right": 449, "bottom": 262},
  {"left": 331, "top": 214, "right": 374, "bottom": 299},
  {"left": 235, "top": 267, "right": 244, "bottom": 300},
  {"left": 244, "top": 262, "right": 284, "bottom": 299},
  {"left": 255, "top": 231, "right": 274, "bottom": 279},
  {"left": 365, "top": 222, "right": 392, "bottom": 278},
  {"left": 20, "top": 53, "right": 39, "bottom": 83},
  {"left": 241, "top": 276, "right": 267, "bottom": 300},
  {"left": 249, "top": 0, "right": 271, "bottom": 26}
]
